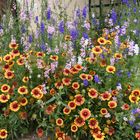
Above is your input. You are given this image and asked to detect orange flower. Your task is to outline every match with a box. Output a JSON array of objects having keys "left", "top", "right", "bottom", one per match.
[
  {"left": 3, "top": 64, "right": 11, "bottom": 71},
  {"left": 106, "top": 65, "right": 116, "bottom": 74},
  {"left": 19, "top": 111, "right": 28, "bottom": 120},
  {"left": 86, "top": 57, "right": 97, "bottom": 64},
  {"left": 88, "top": 88, "right": 98, "bottom": 99},
  {"left": 74, "top": 117, "right": 85, "bottom": 127},
  {"left": 135, "top": 132, "right": 140, "bottom": 140},
  {"left": 129, "top": 95, "right": 139, "bottom": 103},
  {"left": 16, "top": 58, "right": 25, "bottom": 65},
  {"left": 1, "top": 84, "right": 10, "bottom": 93},
  {"left": 36, "top": 52, "right": 45, "bottom": 57},
  {"left": 71, "top": 124, "right": 78, "bottom": 132},
  {"left": 4, "top": 70, "right": 14, "bottom": 79},
  {"left": 50, "top": 55, "right": 58, "bottom": 61},
  {"left": 63, "top": 68, "right": 70, "bottom": 76},
  {"left": 72, "top": 82, "right": 80, "bottom": 90},
  {"left": 90, "top": 127, "right": 101, "bottom": 135},
  {"left": 100, "top": 92, "right": 112, "bottom": 101},
  {"left": 131, "top": 89, "right": 140, "bottom": 97},
  {"left": 50, "top": 88, "right": 56, "bottom": 96},
  {"left": 45, "top": 104, "right": 56, "bottom": 115},
  {"left": 62, "top": 78, "right": 71, "bottom": 86},
  {"left": 20, "top": 97, "right": 28, "bottom": 106},
  {"left": 9, "top": 42, "right": 18, "bottom": 49},
  {"left": 22, "top": 76, "right": 29, "bottom": 83},
  {"left": 100, "top": 59, "right": 107, "bottom": 67},
  {"left": 88, "top": 118, "right": 99, "bottom": 129},
  {"left": 100, "top": 108, "right": 108, "bottom": 115},
  {"left": 3, "top": 54, "right": 13, "bottom": 62},
  {"left": 97, "top": 37, "right": 107, "bottom": 45},
  {"left": 86, "top": 74, "right": 93, "bottom": 81},
  {"left": 108, "top": 101, "right": 117, "bottom": 109},
  {"left": 18, "top": 86, "right": 28, "bottom": 95},
  {"left": 121, "top": 103, "right": 130, "bottom": 110},
  {"left": 114, "top": 53, "right": 122, "bottom": 59},
  {"left": 10, "top": 101, "right": 20, "bottom": 112},
  {"left": 79, "top": 73, "right": 87, "bottom": 80},
  {"left": 74, "top": 64, "right": 83, "bottom": 71},
  {"left": 74, "top": 94, "right": 85, "bottom": 106},
  {"left": 0, "top": 94, "right": 10, "bottom": 103},
  {"left": 63, "top": 107, "right": 71, "bottom": 115},
  {"left": 37, "top": 128, "right": 44, "bottom": 138},
  {"left": 111, "top": 90, "right": 118, "bottom": 96},
  {"left": 65, "top": 35, "right": 71, "bottom": 41},
  {"left": 68, "top": 101, "right": 76, "bottom": 110},
  {"left": 11, "top": 49, "right": 20, "bottom": 57},
  {"left": 93, "top": 133, "right": 105, "bottom": 140},
  {"left": 80, "top": 108, "right": 91, "bottom": 120},
  {"left": 56, "top": 131, "right": 65, "bottom": 140},
  {"left": 31, "top": 88, "right": 43, "bottom": 99},
  {"left": 70, "top": 67, "right": 79, "bottom": 74},
  {"left": 56, "top": 118, "right": 64, "bottom": 126},
  {"left": 92, "top": 46, "right": 103, "bottom": 55},
  {"left": 55, "top": 82, "right": 63, "bottom": 89},
  {"left": 0, "top": 129, "right": 8, "bottom": 139}
]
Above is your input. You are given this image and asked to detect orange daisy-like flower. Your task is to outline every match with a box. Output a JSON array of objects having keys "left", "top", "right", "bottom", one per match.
[
  {"left": 11, "top": 49, "right": 20, "bottom": 57},
  {"left": 49, "top": 88, "right": 56, "bottom": 96},
  {"left": 88, "top": 118, "right": 99, "bottom": 129},
  {"left": 8, "top": 61, "right": 15, "bottom": 67},
  {"left": 97, "top": 37, "right": 107, "bottom": 45},
  {"left": 74, "top": 94, "right": 85, "bottom": 106},
  {"left": 71, "top": 124, "right": 78, "bottom": 132},
  {"left": 45, "top": 104, "right": 56, "bottom": 115},
  {"left": 100, "top": 108, "right": 108, "bottom": 115},
  {"left": 16, "top": 58, "right": 25, "bottom": 66},
  {"left": 9, "top": 42, "right": 18, "bottom": 49},
  {"left": 108, "top": 101, "right": 117, "bottom": 109},
  {"left": 100, "top": 59, "right": 107, "bottom": 67},
  {"left": 80, "top": 108, "right": 91, "bottom": 120},
  {"left": 135, "top": 132, "right": 140, "bottom": 140},
  {"left": 86, "top": 74, "right": 93, "bottom": 81},
  {"left": 18, "top": 86, "right": 28, "bottom": 95},
  {"left": 72, "top": 82, "right": 80, "bottom": 90},
  {"left": 88, "top": 88, "right": 98, "bottom": 99},
  {"left": 63, "top": 68, "right": 70, "bottom": 76},
  {"left": 121, "top": 103, "right": 130, "bottom": 110},
  {"left": 90, "top": 127, "right": 101, "bottom": 135},
  {"left": 55, "top": 82, "right": 63, "bottom": 89},
  {"left": 68, "top": 101, "right": 76, "bottom": 110},
  {"left": 50, "top": 55, "right": 58, "bottom": 61},
  {"left": 92, "top": 46, "right": 103, "bottom": 55},
  {"left": 74, "top": 64, "right": 83, "bottom": 71},
  {"left": 19, "top": 111, "right": 28, "bottom": 120},
  {"left": 100, "top": 92, "right": 112, "bottom": 101},
  {"left": 0, "top": 129, "right": 8, "bottom": 139},
  {"left": 64, "top": 35, "right": 71, "bottom": 41},
  {"left": 56, "top": 131, "right": 65, "bottom": 140},
  {"left": 106, "top": 65, "right": 116, "bottom": 74},
  {"left": 70, "top": 67, "right": 79, "bottom": 74},
  {"left": 0, "top": 94, "right": 10, "bottom": 103},
  {"left": 4, "top": 70, "right": 14, "bottom": 79},
  {"left": 10, "top": 101, "right": 20, "bottom": 112},
  {"left": 114, "top": 53, "right": 122, "bottom": 59},
  {"left": 74, "top": 117, "right": 85, "bottom": 127},
  {"left": 62, "top": 78, "right": 71, "bottom": 86},
  {"left": 131, "top": 89, "right": 140, "bottom": 97},
  {"left": 36, "top": 52, "right": 45, "bottom": 57},
  {"left": 3, "top": 64, "right": 11, "bottom": 71},
  {"left": 93, "top": 133, "right": 105, "bottom": 140},
  {"left": 106, "top": 40, "right": 112, "bottom": 45},
  {"left": 37, "top": 128, "right": 44, "bottom": 138},
  {"left": 31, "top": 88, "right": 44, "bottom": 100},
  {"left": 20, "top": 97, "right": 28, "bottom": 106},
  {"left": 56, "top": 118, "right": 64, "bottom": 126},
  {"left": 3, "top": 54, "right": 13, "bottom": 62},
  {"left": 63, "top": 107, "right": 71, "bottom": 115},
  {"left": 22, "top": 76, "right": 29, "bottom": 83},
  {"left": 111, "top": 90, "right": 118, "bottom": 96},
  {"left": 79, "top": 73, "right": 87, "bottom": 80},
  {"left": 129, "top": 95, "right": 139, "bottom": 103},
  {"left": 1, "top": 84, "right": 10, "bottom": 93},
  {"left": 86, "top": 57, "right": 97, "bottom": 64}
]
